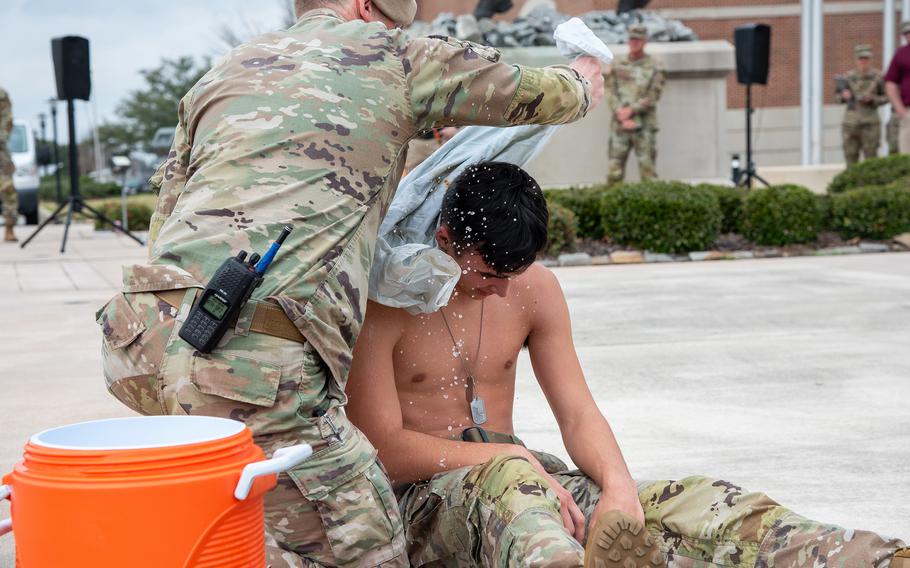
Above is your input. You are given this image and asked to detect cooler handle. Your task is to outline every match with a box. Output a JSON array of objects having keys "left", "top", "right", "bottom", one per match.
[
  {"left": 0, "top": 484, "right": 11, "bottom": 537},
  {"left": 234, "top": 444, "right": 313, "bottom": 500}
]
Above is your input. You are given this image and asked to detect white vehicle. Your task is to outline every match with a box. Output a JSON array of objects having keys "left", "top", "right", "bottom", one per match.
[{"left": 8, "top": 120, "right": 40, "bottom": 225}]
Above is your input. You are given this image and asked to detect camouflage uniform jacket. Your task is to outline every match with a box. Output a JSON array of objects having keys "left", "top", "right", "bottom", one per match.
[
  {"left": 836, "top": 68, "right": 887, "bottom": 126},
  {"left": 608, "top": 53, "right": 665, "bottom": 131},
  {"left": 145, "top": 9, "right": 591, "bottom": 398},
  {"left": 0, "top": 88, "right": 13, "bottom": 176}
]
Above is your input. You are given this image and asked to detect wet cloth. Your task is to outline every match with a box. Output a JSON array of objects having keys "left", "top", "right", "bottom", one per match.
[{"left": 370, "top": 19, "right": 613, "bottom": 314}]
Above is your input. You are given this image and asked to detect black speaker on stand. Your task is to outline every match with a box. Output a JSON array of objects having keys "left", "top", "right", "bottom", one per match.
[
  {"left": 21, "top": 36, "right": 144, "bottom": 253},
  {"left": 733, "top": 24, "right": 772, "bottom": 189}
]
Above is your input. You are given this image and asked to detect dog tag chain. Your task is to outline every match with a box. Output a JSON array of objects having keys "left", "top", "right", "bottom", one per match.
[{"left": 440, "top": 301, "right": 487, "bottom": 425}]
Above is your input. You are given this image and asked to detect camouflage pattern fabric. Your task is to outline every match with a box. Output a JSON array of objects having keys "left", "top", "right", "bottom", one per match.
[
  {"left": 836, "top": 69, "right": 886, "bottom": 164},
  {"left": 96, "top": 266, "right": 406, "bottom": 566},
  {"left": 0, "top": 88, "right": 17, "bottom": 228},
  {"left": 397, "top": 448, "right": 907, "bottom": 567},
  {"left": 607, "top": 54, "right": 664, "bottom": 184},
  {"left": 99, "top": 8, "right": 590, "bottom": 564},
  {"left": 608, "top": 127, "right": 657, "bottom": 184},
  {"left": 888, "top": 110, "right": 900, "bottom": 155},
  {"left": 842, "top": 122, "right": 882, "bottom": 165}
]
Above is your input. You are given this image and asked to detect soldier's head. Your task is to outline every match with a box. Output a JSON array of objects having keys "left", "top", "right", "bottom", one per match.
[
  {"left": 854, "top": 44, "right": 873, "bottom": 72},
  {"left": 628, "top": 25, "right": 648, "bottom": 57},
  {"left": 436, "top": 162, "right": 548, "bottom": 299},
  {"left": 294, "top": 0, "right": 416, "bottom": 28}
]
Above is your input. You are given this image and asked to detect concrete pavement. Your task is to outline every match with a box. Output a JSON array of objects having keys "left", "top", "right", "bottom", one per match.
[{"left": 1, "top": 223, "right": 908, "bottom": 563}]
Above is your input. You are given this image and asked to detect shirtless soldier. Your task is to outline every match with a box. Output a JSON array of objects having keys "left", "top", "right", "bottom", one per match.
[{"left": 347, "top": 161, "right": 910, "bottom": 568}]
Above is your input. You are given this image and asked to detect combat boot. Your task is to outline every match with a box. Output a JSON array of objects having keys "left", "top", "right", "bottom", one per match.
[
  {"left": 4, "top": 225, "right": 16, "bottom": 242},
  {"left": 584, "top": 510, "right": 665, "bottom": 568},
  {"left": 892, "top": 548, "right": 910, "bottom": 568}
]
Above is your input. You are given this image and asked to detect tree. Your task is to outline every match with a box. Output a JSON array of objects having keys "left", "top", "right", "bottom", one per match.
[{"left": 99, "top": 56, "right": 209, "bottom": 152}]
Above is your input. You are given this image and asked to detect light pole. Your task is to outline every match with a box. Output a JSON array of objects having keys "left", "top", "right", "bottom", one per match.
[{"left": 48, "top": 99, "right": 63, "bottom": 204}]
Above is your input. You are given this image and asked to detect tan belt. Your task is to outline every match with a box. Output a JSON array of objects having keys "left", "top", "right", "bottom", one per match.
[{"left": 155, "top": 290, "right": 306, "bottom": 345}]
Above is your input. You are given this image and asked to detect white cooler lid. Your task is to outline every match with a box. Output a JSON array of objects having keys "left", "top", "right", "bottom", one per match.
[{"left": 30, "top": 416, "right": 246, "bottom": 450}]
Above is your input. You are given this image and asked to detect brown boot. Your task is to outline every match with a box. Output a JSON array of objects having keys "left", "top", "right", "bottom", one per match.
[
  {"left": 4, "top": 225, "right": 16, "bottom": 242},
  {"left": 892, "top": 548, "right": 910, "bottom": 568},
  {"left": 584, "top": 510, "right": 665, "bottom": 568}
]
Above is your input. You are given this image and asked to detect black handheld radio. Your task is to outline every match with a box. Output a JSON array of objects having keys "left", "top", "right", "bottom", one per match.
[{"left": 179, "top": 226, "right": 293, "bottom": 353}]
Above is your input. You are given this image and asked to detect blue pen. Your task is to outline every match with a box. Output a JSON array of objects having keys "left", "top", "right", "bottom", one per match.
[{"left": 255, "top": 226, "right": 293, "bottom": 275}]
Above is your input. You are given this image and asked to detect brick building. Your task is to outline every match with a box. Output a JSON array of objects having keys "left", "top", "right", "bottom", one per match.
[{"left": 416, "top": 1, "right": 899, "bottom": 111}]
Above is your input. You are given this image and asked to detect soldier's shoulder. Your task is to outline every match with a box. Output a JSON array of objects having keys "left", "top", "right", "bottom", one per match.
[{"left": 0, "top": 87, "right": 8, "bottom": 101}]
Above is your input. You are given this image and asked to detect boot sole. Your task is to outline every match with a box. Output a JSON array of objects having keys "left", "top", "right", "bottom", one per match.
[{"left": 584, "top": 510, "right": 665, "bottom": 568}]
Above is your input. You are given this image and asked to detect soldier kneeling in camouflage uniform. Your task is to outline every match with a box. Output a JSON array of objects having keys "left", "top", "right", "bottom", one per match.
[
  {"left": 347, "top": 162, "right": 910, "bottom": 568},
  {"left": 837, "top": 44, "right": 887, "bottom": 165},
  {"left": 96, "top": 0, "right": 604, "bottom": 565}
]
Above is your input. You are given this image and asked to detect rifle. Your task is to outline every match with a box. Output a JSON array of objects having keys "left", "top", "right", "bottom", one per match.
[{"left": 835, "top": 75, "right": 856, "bottom": 111}]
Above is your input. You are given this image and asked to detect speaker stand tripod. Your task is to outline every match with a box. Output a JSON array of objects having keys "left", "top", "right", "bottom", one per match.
[
  {"left": 736, "top": 83, "right": 770, "bottom": 189},
  {"left": 19, "top": 99, "right": 145, "bottom": 253}
]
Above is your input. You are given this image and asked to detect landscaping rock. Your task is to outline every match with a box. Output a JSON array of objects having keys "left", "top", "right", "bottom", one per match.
[
  {"left": 610, "top": 251, "right": 644, "bottom": 264},
  {"left": 816, "top": 246, "right": 862, "bottom": 256},
  {"left": 644, "top": 252, "right": 674, "bottom": 263},
  {"left": 406, "top": 8, "right": 697, "bottom": 47},
  {"left": 591, "top": 255, "right": 612, "bottom": 265},
  {"left": 689, "top": 251, "right": 725, "bottom": 262},
  {"left": 730, "top": 251, "right": 755, "bottom": 260},
  {"left": 859, "top": 242, "right": 890, "bottom": 253},
  {"left": 894, "top": 232, "right": 910, "bottom": 250},
  {"left": 537, "top": 259, "right": 559, "bottom": 268},
  {"left": 558, "top": 252, "right": 592, "bottom": 267}
]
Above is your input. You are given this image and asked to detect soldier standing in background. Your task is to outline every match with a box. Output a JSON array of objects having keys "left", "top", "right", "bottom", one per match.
[
  {"left": 606, "top": 24, "right": 665, "bottom": 185},
  {"left": 0, "top": 87, "right": 18, "bottom": 242},
  {"left": 836, "top": 44, "right": 887, "bottom": 165}
]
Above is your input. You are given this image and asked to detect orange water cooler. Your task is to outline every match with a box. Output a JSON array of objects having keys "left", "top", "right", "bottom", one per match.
[{"left": 0, "top": 416, "right": 311, "bottom": 567}]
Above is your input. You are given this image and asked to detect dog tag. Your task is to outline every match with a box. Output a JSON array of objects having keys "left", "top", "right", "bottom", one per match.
[{"left": 470, "top": 396, "right": 487, "bottom": 425}]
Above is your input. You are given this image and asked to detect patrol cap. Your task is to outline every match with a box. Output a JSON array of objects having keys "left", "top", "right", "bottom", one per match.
[
  {"left": 854, "top": 44, "right": 873, "bottom": 59},
  {"left": 373, "top": 0, "right": 417, "bottom": 26},
  {"left": 902, "top": 20, "right": 910, "bottom": 33},
  {"left": 628, "top": 24, "right": 648, "bottom": 40}
]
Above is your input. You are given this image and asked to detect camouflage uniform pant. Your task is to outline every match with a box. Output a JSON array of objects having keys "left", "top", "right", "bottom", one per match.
[
  {"left": 888, "top": 114, "right": 901, "bottom": 155},
  {"left": 96, "top": 272, "right": 407, "bottom": 567},
  {"left": 842, "top": 122, "right": 881, "bottom": 165},
  {"left": 608, "top": 127, "right": 657, "bottom": 185},
  {"left": 397, "top": 450, "right": 905, "bottom": 567},
  {"left": 0, "top": 170, "right": 16, "bottom": 228}
]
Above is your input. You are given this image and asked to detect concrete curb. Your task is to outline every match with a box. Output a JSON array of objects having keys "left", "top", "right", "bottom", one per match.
[{"left": 544, "top": 241, "right": 907, "bottom": 268}]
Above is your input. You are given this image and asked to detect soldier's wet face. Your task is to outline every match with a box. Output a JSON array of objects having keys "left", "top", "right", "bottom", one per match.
[{"left": 450, "top": 248, "right": 520, "bottom": 299}]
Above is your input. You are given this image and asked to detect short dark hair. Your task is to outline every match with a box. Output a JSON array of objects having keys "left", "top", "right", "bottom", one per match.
[{"left": 440, "top": 161, "right": 548, "bottom": 275}]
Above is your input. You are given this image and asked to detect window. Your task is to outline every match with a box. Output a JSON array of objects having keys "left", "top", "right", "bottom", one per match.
[{"left": 8, "top": 125, "right": 27, "bottom": 153}]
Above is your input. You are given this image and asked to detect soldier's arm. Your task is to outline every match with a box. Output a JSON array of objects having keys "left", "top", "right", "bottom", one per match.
[
  {"left": 0, "top": 91, "right": 12, "bottom": 139},
  {"left": 147, "top": 98, "right": 191, "bottom": 247},
  {"left": 403, "top": 36, "right": 592, "bottom": 132},
  {"left": 874, "top": 76, "right": 890, "bottom": 106},
  {"left": 631, "top": 63, "right": 665, "bottom": 116}
]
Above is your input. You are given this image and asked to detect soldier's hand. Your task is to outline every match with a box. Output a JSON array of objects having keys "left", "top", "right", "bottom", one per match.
[
  {"left": 841, "top": 89, "right": 852, "bottom": 101},
  {"left": 615, "top": 106, "right": 634, "bottom": 122},
  {"left": 571, "top": 56, "right": 605, "bottom": 112}
]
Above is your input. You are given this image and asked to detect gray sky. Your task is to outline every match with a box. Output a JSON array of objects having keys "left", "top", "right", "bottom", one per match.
[{"left": 0, "top": 0, "right": 289, "bottom": 140}]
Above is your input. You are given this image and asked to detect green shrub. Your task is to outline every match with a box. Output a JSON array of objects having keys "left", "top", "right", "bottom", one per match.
[
  {"left": 827, "top": 155, "right": 910, "bottom": 194},
  {"left": 741, "top": 184, "right": 822, "bottom": 246},
  {"left": 544, "top": 186, "right": 607, "bottom": 239},
  {"left": 40, "top": 175, "right": 123, "bottom": 201},
  {"left": 830, "top": 183, "right": 910, "bottom": 240},
  {"left": 695, "top": 184, "right": 746, "bottom": 234},
  {"left": 544, "top": 201, "right": 578, "bottom": 256},
  {"left": 92, "top": 201, "right": 153, "bottom": 231},
  {"left": 601, "top": 181, "right": 722, "bottom": 253}
]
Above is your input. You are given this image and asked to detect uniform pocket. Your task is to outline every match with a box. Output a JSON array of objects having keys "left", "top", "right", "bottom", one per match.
[
  {"left": 97, "top": 291, "right": 179, "bottom": 416},
  {"left": 190, "top": 351, "right": 282, "bottom": 407},
  {"left": 314, "top": 461, "right": 405, "bottom": 566}
]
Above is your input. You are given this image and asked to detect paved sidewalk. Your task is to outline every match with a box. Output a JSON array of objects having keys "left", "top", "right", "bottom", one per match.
[{"left": 1, "top": 224, "right": 908, "bottom": 563}]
